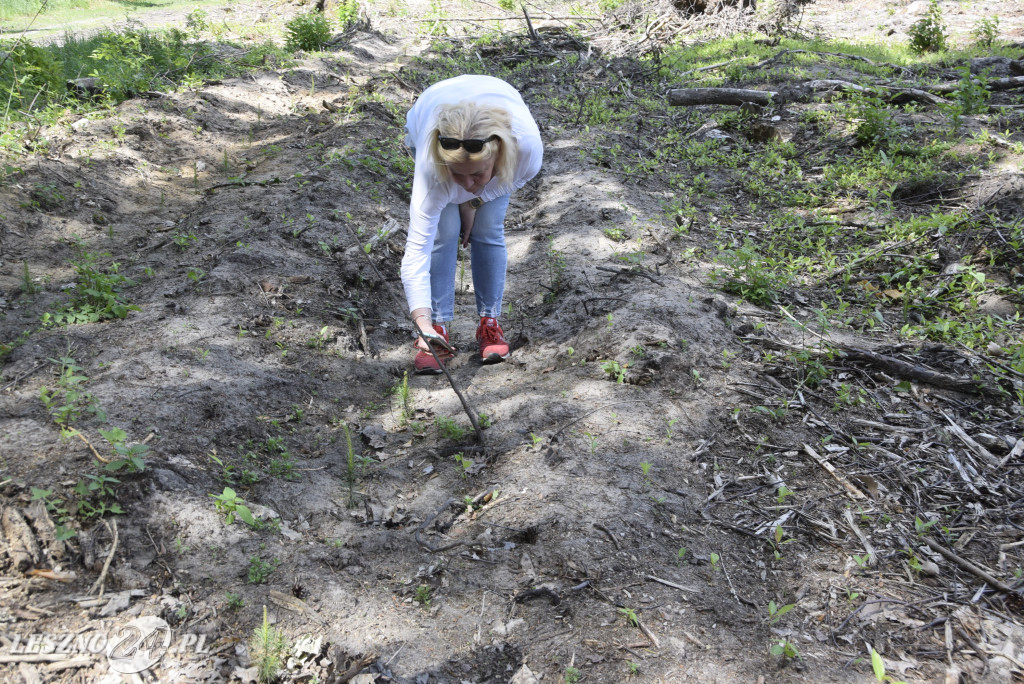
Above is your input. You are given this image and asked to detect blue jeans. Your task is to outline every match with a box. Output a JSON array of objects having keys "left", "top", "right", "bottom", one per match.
[{"left": 430, "top": 194, "right": 511, "bottom": 322}]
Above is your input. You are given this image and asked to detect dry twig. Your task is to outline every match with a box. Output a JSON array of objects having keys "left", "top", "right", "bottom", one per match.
[{"left": 88, "top": 518, "right": 118, "bottom": 596}]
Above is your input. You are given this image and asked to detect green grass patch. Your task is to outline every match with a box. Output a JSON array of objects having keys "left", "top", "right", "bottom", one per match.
[{"left": 0, "top": 0, "right": 227, "bottom": 29}]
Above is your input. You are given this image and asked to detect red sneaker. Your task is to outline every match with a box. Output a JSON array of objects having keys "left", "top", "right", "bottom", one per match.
[
  {"left": 476, "top": 317, "right": 510, "bottom": 364},
  {"left": 413, "top": 324, "right": 454, "bottom": 375}
]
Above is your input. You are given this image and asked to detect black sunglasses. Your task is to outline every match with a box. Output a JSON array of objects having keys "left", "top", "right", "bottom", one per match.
[{"left": 437, "top": 135, "right": 498, "bottom": 153}]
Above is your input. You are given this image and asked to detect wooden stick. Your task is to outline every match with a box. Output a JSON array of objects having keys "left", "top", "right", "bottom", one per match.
[
  {"left": 633, "top": 615, "right": 660, "bottom": 650},
  {"left": 522, "top": 6, "right": 538, "bottom": 41},
  {"left": 803, "top": 444, "right": 868, "bottom": 501},
  {"left": 922, "top": 537, "right": 1015, "bottom": 595},
  {"left": 645, "top": 575, "right": 697, "bottom": 593},
  {"left": 0, "top": 654, "right": 71, "bottom": 664},
  {"left": 88, "top": 518, "right": 118, "bottom": 596},
  {"left": 409, "top": 15, "right": 599, "bottom": 22},
  {"left": 595, "top": 523, "right": 621, "bottom": 550},
  {"left": 71, "top": 429, "right": 110, "bottom": 463},
  {"left": 942, "top": 412, "right": 1001, "bottom": 468},
  {"left": 45, "top": 656, "right": 93, "bottom": 672}
]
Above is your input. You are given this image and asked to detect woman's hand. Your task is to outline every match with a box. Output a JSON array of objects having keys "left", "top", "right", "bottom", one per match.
[
  {"left": 411, "top": 309, "right": 453, "bottom": 352},
  {"left": 459, "top": 201, "right": 478, "bottom": 248}
]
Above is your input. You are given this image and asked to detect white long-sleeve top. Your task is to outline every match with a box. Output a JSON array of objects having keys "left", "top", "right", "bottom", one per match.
[{"left": 400, "top": 75, "right": 543, "bottom": 313}]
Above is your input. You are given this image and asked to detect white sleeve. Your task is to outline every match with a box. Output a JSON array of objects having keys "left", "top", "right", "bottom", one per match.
[{"left": 400, "top": 153, "right": 455, "bottom": 313}]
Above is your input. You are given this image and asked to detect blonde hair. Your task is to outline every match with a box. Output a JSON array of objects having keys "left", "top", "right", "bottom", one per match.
[{"left": 428, "top": 101, "right": 518, "bottom": 190}]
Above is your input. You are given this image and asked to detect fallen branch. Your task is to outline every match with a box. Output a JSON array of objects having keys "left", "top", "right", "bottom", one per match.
[
  {"left": 844, "top": 508, "right": 877, "bottom": 566},
  {"left": 668, "top": 87, "right": 775, "bottom": 107},
  {"left": 70, "top": 429, "right": 109, "bottom": 464},
  {"left": 838, "top": 345, "right": 999, "bottom": 397},
  {"left": 645, "top": 575, "right": 698, "bottom": 593},
  {"left": 414, "top": 498, "right": 467, "bottom": 553},
  {"left": 633, "top": 615, "right": 661, "bottom": 650},
  {"left": 942, "top": 411, "right": 1001, "bottom": 468},
  {"left": 922, "top": 536, "right": 1016, "bottom": 595},
  {"left": 330, "top": 653, "right": 378, "bottom": 684},
  {"left": 927, "top": 75, "right": 1024, "bottom": 95},
  {"left": 514, "top": 587, "right": 561, "bottom": 605},
  {"left": 595, "top": 265, "right": 664, "bottom": 287},
  {"left": 594, "top": 522, "right": 621, "bottom": 550},
  {"left": 204, "top": 177, "right": 282, "bottom": 194},
  {"left": 803, "top": 444, "right": 868, "bottom": 501},
  {"left": 0, "top": 654, "right": 72, "bottom": 664},
  {"left": 88, "top": 518, "right": 118, "bottom": 597},
  {"left": 749, "top": 48, "right": 911, "bottom": 75},
  {"left": 409, "top": 15, "right": 599, "bottom": 22}
]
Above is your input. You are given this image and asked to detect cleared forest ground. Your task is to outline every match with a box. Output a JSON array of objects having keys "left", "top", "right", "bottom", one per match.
[{"left": 2, "top": 1, "right": 1024, "bottom": 682}]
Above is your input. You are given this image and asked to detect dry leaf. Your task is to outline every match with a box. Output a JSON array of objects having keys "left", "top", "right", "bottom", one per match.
[{"left": 858, "top": 280, "right": 878, "bottom": 293}]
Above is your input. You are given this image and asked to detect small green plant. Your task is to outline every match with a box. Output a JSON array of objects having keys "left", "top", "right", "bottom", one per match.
[
  {"left": 853, "top": 554, "right": 869, "bottom": 569},
  {"left": 600, "top": 360, "right": 627, "bottom": 384},
  {"left": 43, "top": 244, "right": 139, "bottom": 326},
  {"left": 529, "top": 432, "right": 543, "bottom": 448},
  {"left": 337, "top": 0, "right": 360, "bottom": 26},
  {"left": 285, "top": 12, "right": 333, "bottom": 52},
  {"left": 914, "top": 516, "right": 937, "bottom": 536},
  {"left": 618, "top": 606, "right": 640, "bottom": 627},
  {"left": 627, "top": 660, "right": 639, "bottom": 676},
  {"left": 767, "top": 600, "right": 795, "bottom": 625},
  {"left": 172, "top": 230, "right": 197, "bottom": 250},
  {"left": 396, "top": 372, "right": 411, "bottom": 427},
  {"left": 435, "top": 416, "right": 467, "bottom": 441},
  {"left": 250, "top": 605, "right": 288, "bottom": 683},
  {"left": 711, "top": 240, "right": 790, "bottom": 306},
  {"left": 950, "top": 66, "right": 990, "bottom": 116},
  {"left": 21, "top": 261, "right": 40, "bottom": 295},
  {"left": 226, "top": 592, "right": 244, "bottom": 610},
  {"left": 971, "top": 15, "right": 999, "bottom": 48},
  {"left": 247, "top": 557, "right": 278, "bottom": 584},
  {"left": 677, "top": 547, "right": 687, "bottom": 563},
  {"left": 98, "top": 427, "right": 149, "bottom": 473},
  {"left": 210, "top": 487, "right": 256, "bottom": 527},
  {"left": 709, "top": 552, "right": 721, "bottom": 572},
  {"left": 582, "top": 431, "right": 598, "bottom": 456},
  {"left": 564, "top": 666, "right": 582, "bottom": 684},
  {"left": 775, "top": 484, "right": 793, "bottom": 505},
  {"left": 413, "top": 584, "right": 431, "bottom": 606},
  {"left": 770, "top": 637, "right": 800, "bottom": 660},
  {"left": 173, "top": 536, "right": 190, "bottom": 554},
  {"left": 39, "top": 354, "right": 106, "bottom": 427},
  {"left": 903, "top": 547, "right": 924, "bottom": 574},
  {"left": 545, "top": 237, "right": 567, "bottom": 299},
  {"left": 870, "top": 644, "right": 908, "bottom": 683},
  {"left": 343, "top": 422, "right": 358, "bottom": 506},
  {"left": 908, "top": 0, "right": 948, "bottom": 53},
  {"left": 603, "top": 227, "right": 626, "bottom": 241},
  {"left": 30, "top": 488, "right": 75, "bottom": 540},
  {"left": 453, "top": 452, "right": 473, "bottom": 478}
]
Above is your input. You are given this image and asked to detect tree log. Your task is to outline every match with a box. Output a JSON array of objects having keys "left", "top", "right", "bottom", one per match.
[
  {"left": 668, "top": 87, "right": 775, "bottom": 107},
  {"left": 927, "top": 74, "right": 1024, "bottom": 94}
]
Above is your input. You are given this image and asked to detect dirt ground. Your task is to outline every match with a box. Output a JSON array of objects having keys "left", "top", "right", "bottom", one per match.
[{"left": 2, "top": 1, "right": 1024, "bottom": 683}]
